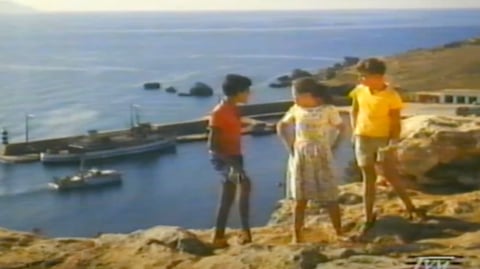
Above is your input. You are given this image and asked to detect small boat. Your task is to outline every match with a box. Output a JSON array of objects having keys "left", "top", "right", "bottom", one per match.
[
  {"left": 49, "top": 169, "right": 122, "bottom": 191},
  {"left": 49, "top": 159, "right": 122, "bottom": 191}
]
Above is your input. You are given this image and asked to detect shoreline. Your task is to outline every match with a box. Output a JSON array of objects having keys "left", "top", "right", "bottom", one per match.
[{"left": 2, "top": 36, "right": 480, "bottom": 269}]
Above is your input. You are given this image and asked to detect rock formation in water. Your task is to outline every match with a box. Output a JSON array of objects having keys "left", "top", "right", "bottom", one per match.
[
  {"left": 143, "top": 82, "right": 161, "bottom": 90},
  {"left": 165, "top": 86, "right": 177, "bottom": 93},
  {"left": 269, "top": 57, "right": 360, "bottom": 95},
  {"left": 189, "top": 82, "right": 214, "bottom": 97},
  {"left": 269, "top": 69, "right": 313, "bottom": 88}
]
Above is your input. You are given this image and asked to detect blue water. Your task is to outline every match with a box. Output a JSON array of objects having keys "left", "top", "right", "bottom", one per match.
[{"left": 0, "top": 10, "right": 479, "bottom": 237}]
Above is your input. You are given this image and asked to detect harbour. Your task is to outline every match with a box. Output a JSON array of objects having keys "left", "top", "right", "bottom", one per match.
[{"left": 0, "top": 98, "right": 350, "bottom": 164}]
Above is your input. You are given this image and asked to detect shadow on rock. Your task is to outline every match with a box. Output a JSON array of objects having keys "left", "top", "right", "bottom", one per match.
[{"left": 364, "top": 215, "right": 480, "bottom": 243}]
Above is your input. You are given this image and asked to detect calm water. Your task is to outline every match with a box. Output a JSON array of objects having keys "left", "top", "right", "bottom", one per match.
[{"left": 0, "top": 10, "right": 479, "bottom": 237}]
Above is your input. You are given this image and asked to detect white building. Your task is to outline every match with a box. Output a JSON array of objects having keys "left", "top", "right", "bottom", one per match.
[{"left": 415, "top": 89, "right": 480, "bottom": 104}]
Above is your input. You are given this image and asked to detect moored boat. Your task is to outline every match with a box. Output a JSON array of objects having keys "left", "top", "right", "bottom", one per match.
[
  {"left": 41, "top": 137, "right": 175, "bottom": 163},
  {"left": 41, "top": 123, "right": 176, "bottom": 164}
]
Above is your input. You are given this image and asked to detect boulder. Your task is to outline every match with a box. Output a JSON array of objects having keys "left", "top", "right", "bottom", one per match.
[
  {"left": 189, "top": 82, "right": 214, "bottom": 97},
  {"left": 269, "top": 70, "right": 311, "bottom": 89},
  {"left": 277, "top": 75, "right": 291, "bottom": 82},
  {"left": 333, "top": 63, "right": 343, "bottom": 70},
  {"left": 393, "top": 115, "right": 480, "bottom": 186},
  {"left": 133, "top": 226, "right": 213, "bottom": 256},
  {"left": 343, "top": 56, "right": 360, "bottom": 67},
  {"left": 143, "top": 82, "right": 161, "bottom": 90},
  {"left": 291, "top": 69, "right": 312, "bottom": 80},
  {"left": 165, "top": 86, "right": 177, "bottom": 93},
  {"left": 292, "top": 247, "right": 328, "bottom": 269}
]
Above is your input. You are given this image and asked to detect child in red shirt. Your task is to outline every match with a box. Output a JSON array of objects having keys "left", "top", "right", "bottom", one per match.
[{"left": 208, "top": 74, "right": 252, "bottom": 248}]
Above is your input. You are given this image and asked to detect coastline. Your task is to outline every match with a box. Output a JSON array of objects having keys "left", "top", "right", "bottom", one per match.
[{"left": 2, "top": 37, "right": 480, "bottom": 269}]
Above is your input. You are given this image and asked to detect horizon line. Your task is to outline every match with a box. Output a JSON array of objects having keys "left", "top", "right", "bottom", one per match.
[{"left": 5, "top": 7, "right": 480, "bottom": 14}]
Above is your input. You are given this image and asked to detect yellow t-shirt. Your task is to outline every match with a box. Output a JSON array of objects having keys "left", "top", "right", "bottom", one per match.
[{"left": 349, "top": 84, "right": 404, "bottom": 138}]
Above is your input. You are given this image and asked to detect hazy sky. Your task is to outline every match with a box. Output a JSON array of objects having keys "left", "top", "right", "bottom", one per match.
[{"left": 13, "top": 0, "right": 480, "bottom": 12}]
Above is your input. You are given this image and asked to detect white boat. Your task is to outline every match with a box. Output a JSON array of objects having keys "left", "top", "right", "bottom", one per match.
[
  {"left": 40, "top": 135, "right": 176, "bottom": 164},
  {"left": 49, "top": 168, "right": 122, "bottom": 191}
]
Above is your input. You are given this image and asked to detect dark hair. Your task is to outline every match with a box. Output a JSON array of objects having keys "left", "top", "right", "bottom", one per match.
[
  {"left": 293, "top": 77, "right": 332, "bottom": 104},
  {"left": 222, "top": 74, "right": 252, "bottom": 97},
  {"left": 356, "top": 58, "right": 387, "bottom": 76},
  {"left": 293, "top": 77, "right": 318, "bottom": 95}
]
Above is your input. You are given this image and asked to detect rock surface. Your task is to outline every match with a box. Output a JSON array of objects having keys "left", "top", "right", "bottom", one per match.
[
  {"left": 2, "top": 180, "right": 480, "bottom": 269},
  {"left": 395, "top": 115, "right": 480, "bottom": 186}
]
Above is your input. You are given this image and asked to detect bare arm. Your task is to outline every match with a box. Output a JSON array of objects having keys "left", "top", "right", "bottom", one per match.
[
  {"left": 207, "top": 127, "right": 222, "bottom": 154},
  {"left": 331, "top": 122, "right": 346, "bottom": 150},
  {"left": 276, "top": 121, "right": 294, "bottom": 155},
  {"left": 389, "top": 109, "right": 402, "bottom": 142},
  {"left": 350, "top": 97, "right": 359, "bottom": 132}
]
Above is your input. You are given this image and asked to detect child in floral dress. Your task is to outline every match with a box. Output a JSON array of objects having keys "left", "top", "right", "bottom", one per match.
[{"left": 277, "top": 77, "right": 346, "bottom": 243}]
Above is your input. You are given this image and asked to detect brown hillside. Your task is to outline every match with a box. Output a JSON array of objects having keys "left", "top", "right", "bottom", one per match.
[{"left": 322, "top": 37, "right": 480, "bottom": 92}]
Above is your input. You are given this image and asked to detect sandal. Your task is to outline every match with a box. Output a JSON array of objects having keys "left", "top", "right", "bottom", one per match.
[
  {"left": 237, "top": 231, "right": 252, "bottom": 245},
  {"left": 211, "top": 237, "right": 229, "bottom": 249},
  {"left": 350, "top": 213, "right": 378, "bottom": 242}
]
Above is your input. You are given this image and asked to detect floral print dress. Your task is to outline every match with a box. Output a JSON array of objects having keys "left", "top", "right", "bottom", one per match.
[{"left": 281, "top": 104, "right": 342, "bottom": 202}]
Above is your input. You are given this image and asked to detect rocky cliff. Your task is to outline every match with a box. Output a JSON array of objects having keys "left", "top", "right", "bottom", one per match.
[{"left": 1, "top": 116, "right": 480, "bottom": 269}]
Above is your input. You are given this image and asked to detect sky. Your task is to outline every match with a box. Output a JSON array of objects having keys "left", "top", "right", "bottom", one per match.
[{"left": 11, "top": 0, "right": 480, "bottom": 12}]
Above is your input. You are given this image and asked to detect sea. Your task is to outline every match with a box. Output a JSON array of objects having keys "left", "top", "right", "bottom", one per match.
[{"left": 0, "top": 9, "right": 479, "bottom": 237}]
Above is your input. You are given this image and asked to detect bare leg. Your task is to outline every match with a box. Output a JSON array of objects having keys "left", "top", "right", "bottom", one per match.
[
  {"left": 212, "top": 180, "right": 236, "bottom": 247},
  {"left": 325, "top": 201, "right": 342, "bottom": 236},
  {"left": 360, "top": 165, "right": 377, "bottom": 224},
  {"left": 293, "top": 199, "right": 307, "bottom": 243},
  {"left": 377, "top": 175, "right": 389, "bottom": 187},
  {"left": 238, "top": 176, "right": 252, "bottom": 243},
  {"left": 377, "top": 154, "right": 424, "bottom": 220}
]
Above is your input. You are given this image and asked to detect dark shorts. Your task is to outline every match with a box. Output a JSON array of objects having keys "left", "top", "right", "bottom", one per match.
[{"left": 210, "top": 154, "right": 246, "bottom": 183}]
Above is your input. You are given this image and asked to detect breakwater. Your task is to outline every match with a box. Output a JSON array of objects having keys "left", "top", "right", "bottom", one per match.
[{"left": 0, "top": 98, "right": 350, "bottom": 162}]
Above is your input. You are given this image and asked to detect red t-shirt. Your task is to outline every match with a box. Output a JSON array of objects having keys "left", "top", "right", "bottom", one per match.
[{"left": 209, "top": 101, "right": 242, "bottom": 156}]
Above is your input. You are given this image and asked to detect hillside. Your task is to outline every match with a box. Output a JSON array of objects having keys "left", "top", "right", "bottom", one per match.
[{"left": 321, "top": 37, "right": 480, "bottom": 92}]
